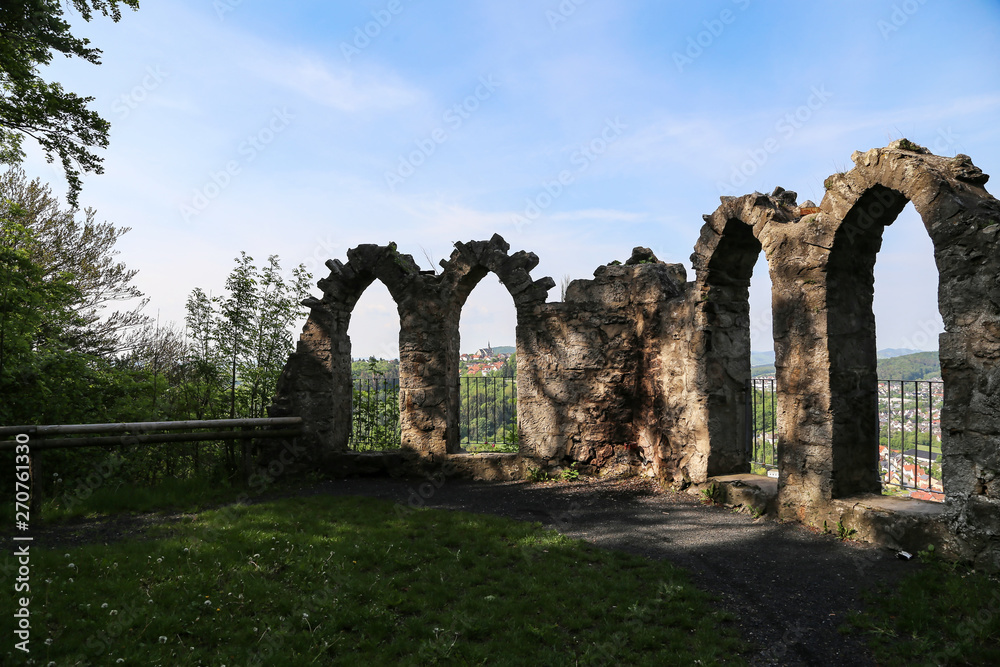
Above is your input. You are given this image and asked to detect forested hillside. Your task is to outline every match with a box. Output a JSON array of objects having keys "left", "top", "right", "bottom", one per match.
[
  {"left": 876, "top": 351, "right": 941, "bottom": 381},
  {"left": 751, "top": 350, "right": 940, "bottom": 380}
]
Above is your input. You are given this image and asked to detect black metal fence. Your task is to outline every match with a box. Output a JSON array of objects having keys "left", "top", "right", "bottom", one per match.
[
  {"left": 879, "top": 380, "right": 943, "bottom": 499},
  {"left": 745, "top": 378, "right": 777, "bottom": 473},
  {"left": 460, "top": 376, "right": 517, "bottom": 452},
  {"left": 745, "top": 378, "right": 945, "bottom": 500},
  {"left": 349, "top": 376, "right": 519, "bottom": 452},
  {"left": 350, "top": 377, "right": 401, "bottom": 451}
]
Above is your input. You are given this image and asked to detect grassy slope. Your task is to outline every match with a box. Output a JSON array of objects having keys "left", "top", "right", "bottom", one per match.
[
  {"left": 12, "top": 494, "right": 746, "bottom": 666},
  {"left": 843, "top": 550, "right": 1000, "bottom": 666}
]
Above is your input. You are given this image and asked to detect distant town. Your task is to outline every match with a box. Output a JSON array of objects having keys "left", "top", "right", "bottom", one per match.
[
  {"left": 351, "top": 344, "right": 516, "bottom": 379},
  {"left": 459, "top": 344, "right": 515, "bottom": 377}
]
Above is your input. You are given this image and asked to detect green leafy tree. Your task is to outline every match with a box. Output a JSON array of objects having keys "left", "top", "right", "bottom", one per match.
[
  {"left": 0, "top": 0, "right": 140, "bottom": 207},
  {"left": 180, "top": 253, "right": 312, "bottom": 475},
  {"left": 0, "top": 168, "right": 149, "bottom": 357},
  {"left": 0, "top": 204, "right": 82, "bottom": 423},
  {"left": 216, "top": 252, "right": 257, "bottom": 420},
  {"left": 182, "top": 287, "right": 225, "bottom": 421},
  {"left": 0, "top": 173, "right": 149, "bottom": 427},
  {"left": 241, "top": 256, "right": 312, "bottom": 419}
]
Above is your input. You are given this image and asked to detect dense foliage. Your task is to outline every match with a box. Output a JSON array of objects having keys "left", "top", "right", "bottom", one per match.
[{"left": 0, "top": 169, "right": 311, "bottom": 491}]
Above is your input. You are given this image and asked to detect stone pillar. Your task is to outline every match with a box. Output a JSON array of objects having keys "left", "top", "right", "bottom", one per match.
[{"left": 398, "top": 295, "right": 454, "bottom": 456}]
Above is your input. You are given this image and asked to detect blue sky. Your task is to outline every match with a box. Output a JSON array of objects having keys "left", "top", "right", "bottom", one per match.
[{"left": 22, "top": 0, "right": 1000, "bottom": 358}]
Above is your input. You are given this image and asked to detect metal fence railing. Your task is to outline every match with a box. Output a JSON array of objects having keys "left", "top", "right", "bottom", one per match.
[
  {"left": 460, "top": 376, "right": 517, "bottom": 451},
  {"left": 350, "top": 377, "right": 401, "bottom": 451},
  {"left": 745, "top": 378, "right": 777, "bottom": 474},
  {"left": 879, "top": 380, "right": 943, "bottom": 500},
  {"left": 745, "top": 378, "right": 945, "bottom": 501},
  {"left": 348, "top": 376, "right": 518, "bottom": 452}
]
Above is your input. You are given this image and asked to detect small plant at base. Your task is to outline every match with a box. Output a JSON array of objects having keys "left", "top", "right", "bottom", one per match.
[
  {"left": 560, "top": 462, "right": 580, "bottom": 482},
  {"left": 837, "top": 520, "right": 857, "bottom": 541},
  {"left": 527, "top": 467, "right": 550, "bottom": 483},
  {"left": 700, "top": 483, "right": 720, "bottom": 505}
]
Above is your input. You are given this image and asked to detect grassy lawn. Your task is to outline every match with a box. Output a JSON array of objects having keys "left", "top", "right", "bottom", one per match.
[
  {"left": 8, "top": 493, "right": 748, "bottom": 665},
  {"left": 843, "top": 549, "right": 1000, "bottom": 666},
  {"left": 37, "top": 476, "right": 255, "bottom": 523}
]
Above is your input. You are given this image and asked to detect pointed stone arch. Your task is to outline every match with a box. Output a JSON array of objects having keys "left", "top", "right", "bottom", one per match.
[
  {"left": 268, "top": 243, "right": 422, "bottom": 455},
  {"left": 816, "top": 144, "right": 1000, "bottom": 562},
  {"left": 436, "top": 234, "right": 555, "bottom": 453},
  {"left": 689, "top": 189, "right": 799, "bottom": 480}
]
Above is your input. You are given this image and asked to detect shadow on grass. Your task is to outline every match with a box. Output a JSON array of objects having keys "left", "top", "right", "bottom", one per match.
[{"left": 17, "top": 494, "right": 749, "bottom": 666}]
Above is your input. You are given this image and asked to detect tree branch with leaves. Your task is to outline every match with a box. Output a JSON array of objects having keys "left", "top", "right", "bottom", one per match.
[{"left": 0, "top": 0, "right": 140, "bottom": 207}]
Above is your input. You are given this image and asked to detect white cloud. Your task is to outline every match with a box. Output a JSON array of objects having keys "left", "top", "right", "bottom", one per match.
[{"left": 246, "top": 51, "right": 422, "bottom": 112}]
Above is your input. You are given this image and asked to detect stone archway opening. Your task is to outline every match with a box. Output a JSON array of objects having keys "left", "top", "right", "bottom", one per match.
[
  {"left": 457, "top": 275, "right": 518, "bottom": 453},
  {"left": 826, "top": 184, "right": 911, "bottom": 498},
  {"left": 747, "top": 251, "right": 777, "bottom": 474},
  {"left": 872, "top": 201, "right": 946, "bottom": 501},
  {"left": 347, "top": 278, "right": 402, "bottom": 451},
  {"left": 826, "top": 184, "right": 955, "bottom": 501},
  {"left": 700, "top": 216, "right": 764, "bottom": 476}
]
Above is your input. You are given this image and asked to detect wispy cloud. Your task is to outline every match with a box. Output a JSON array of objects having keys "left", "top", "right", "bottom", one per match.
[{"left": 247, "top": 52, "right": 422, "bottom": 112}]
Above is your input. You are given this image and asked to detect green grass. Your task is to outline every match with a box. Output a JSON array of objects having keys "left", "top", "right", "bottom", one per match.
[
  {"left": 843, "top": 550, "right": 1000, "bottom": 666},
  {"left": 38, "top": 476, "right": 253, "bottom": 523},
  {"left": 8, "top": 494, "right": 748, "bottom": 665}
]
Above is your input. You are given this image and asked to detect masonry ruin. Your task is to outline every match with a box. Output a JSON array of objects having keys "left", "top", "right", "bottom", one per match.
[{"left": 268, "top": 141, "right": 1000, "bottom": 570}]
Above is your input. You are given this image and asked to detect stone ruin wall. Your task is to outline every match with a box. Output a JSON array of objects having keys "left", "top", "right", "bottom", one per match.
[{"left": 267, "top": 141, "right": 1000, "bottom": 570}]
